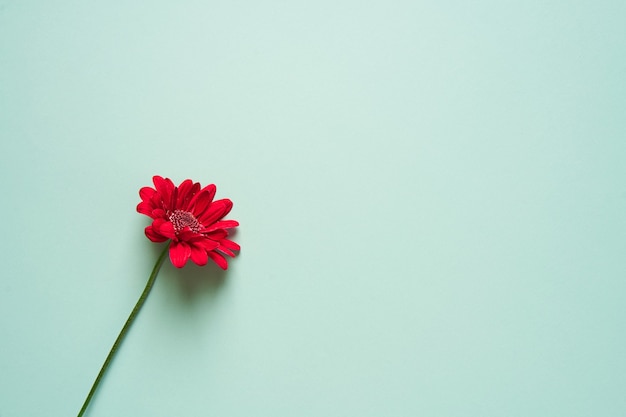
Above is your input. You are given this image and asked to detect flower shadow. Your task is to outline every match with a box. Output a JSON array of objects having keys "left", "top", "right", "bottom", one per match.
[
  {"left": 149, "top": 242, "right": 228, "bottom": 307},
  {"left": 172, "top": 262, "right": 227, "bottom": 302}
]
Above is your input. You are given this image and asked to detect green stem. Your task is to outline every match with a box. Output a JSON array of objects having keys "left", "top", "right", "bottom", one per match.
[{"left": 77, "top": 244, "right": 170, "bottom": 417}]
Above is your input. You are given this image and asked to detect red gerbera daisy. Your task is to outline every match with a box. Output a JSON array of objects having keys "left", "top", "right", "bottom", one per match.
[{"left": 137, "top": 175, "right": 240, "bottom": 269}]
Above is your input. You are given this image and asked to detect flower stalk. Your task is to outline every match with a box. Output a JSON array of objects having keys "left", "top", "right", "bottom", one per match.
[{"left": 76, "top": 244, "right": 170, "bottom": 417}]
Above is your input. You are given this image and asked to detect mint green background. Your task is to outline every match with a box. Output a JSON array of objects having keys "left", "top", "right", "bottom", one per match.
[{"left": 1, "top": 1, "right": 625, "bottom": 416}]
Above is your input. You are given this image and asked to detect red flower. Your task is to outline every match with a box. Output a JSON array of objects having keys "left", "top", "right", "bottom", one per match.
[{"left": 137, "top": 176, "right": 240, "bottom": 269}]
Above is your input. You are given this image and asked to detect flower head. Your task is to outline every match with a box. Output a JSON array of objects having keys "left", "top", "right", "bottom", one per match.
[{"left": 137, "top": 176, "right": 240, "bottom": 269}]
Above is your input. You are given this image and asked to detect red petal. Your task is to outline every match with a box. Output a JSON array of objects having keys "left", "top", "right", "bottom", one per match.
[
  {"left": 169, "top": 241, "right": 191, "bottom": 268},
  {"left": 190, "top": 245, "right": 208, "bottom": 266},
  {"left": 170, "top": 187, "right": 178, "bottom": 210},
  {"left": 152, "top": 218, "right": 165, "bottom": 228},
  {"left": 159, "top": 222, "right": 176, "bottom": 239},
  {"left": 139, "top": 186, "right": 156, "bottom": 201},
  {"left": 203, "top": 220, "right": 239, "bottom": 232},
  {"left": 207, "top": 250, "right": 228, "bottom": 270},
  {"left": 153, "top": 176, "right": 175, "bottom": 209},
  {"left": 175, "top": 179, "right": 193, "bottom": 209},
  {"left": 181, "top": 181, "right": 201, "bottom": 210},
  {"left": 150, "top": 192, "right": 162, "bottom": 208},
  {"left": 137, "top": 201, "right": 154, "bottom": 216},
  {"left": 193, "top": 237, "right": 220, "bottom": 251},
  {"left": 153, "top": 219, "right": 176, "bottom": 239},
  {"left": 191, "top": 190, "right": 213, "bottom": 218},
  {"left": 151, "top": 209, "right": 166, "bottom": 219},
  {"left": 218, "top": 247, "right": 235, "bottom": 257},
  {"left": 175, "top": 229, "right": 192, "bottom": 240},
  {"left": 199, "top": 199, "right": 233, "bottom": 226},
  {"left": 204, "top": 229, "right": 228, "bottom": 241},
  {"left": 220, "top": 238, "right": 240, "bottom": 252},
  {"left": 189, "top": 184, "right": 215, "bottom": 210},
  {"left": 145, "top": 226, "right": 168, "bottom": 242}
]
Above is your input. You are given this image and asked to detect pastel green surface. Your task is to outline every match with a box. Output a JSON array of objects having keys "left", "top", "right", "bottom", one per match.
[{"left": 1, "top": 1, "right": 625, "bottom": 416}]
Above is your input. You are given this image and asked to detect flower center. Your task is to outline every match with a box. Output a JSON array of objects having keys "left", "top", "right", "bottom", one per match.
[{"left": 169, "top": 210, "right": 202, "bottom": 233}]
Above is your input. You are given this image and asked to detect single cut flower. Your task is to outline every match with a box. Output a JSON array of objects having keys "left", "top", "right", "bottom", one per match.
[
  {"left": 137, "top": 175, "right": 240, "bottom": 269},
  {"left": 76, "top": 176, "right": 240, "bottom": 417}
]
